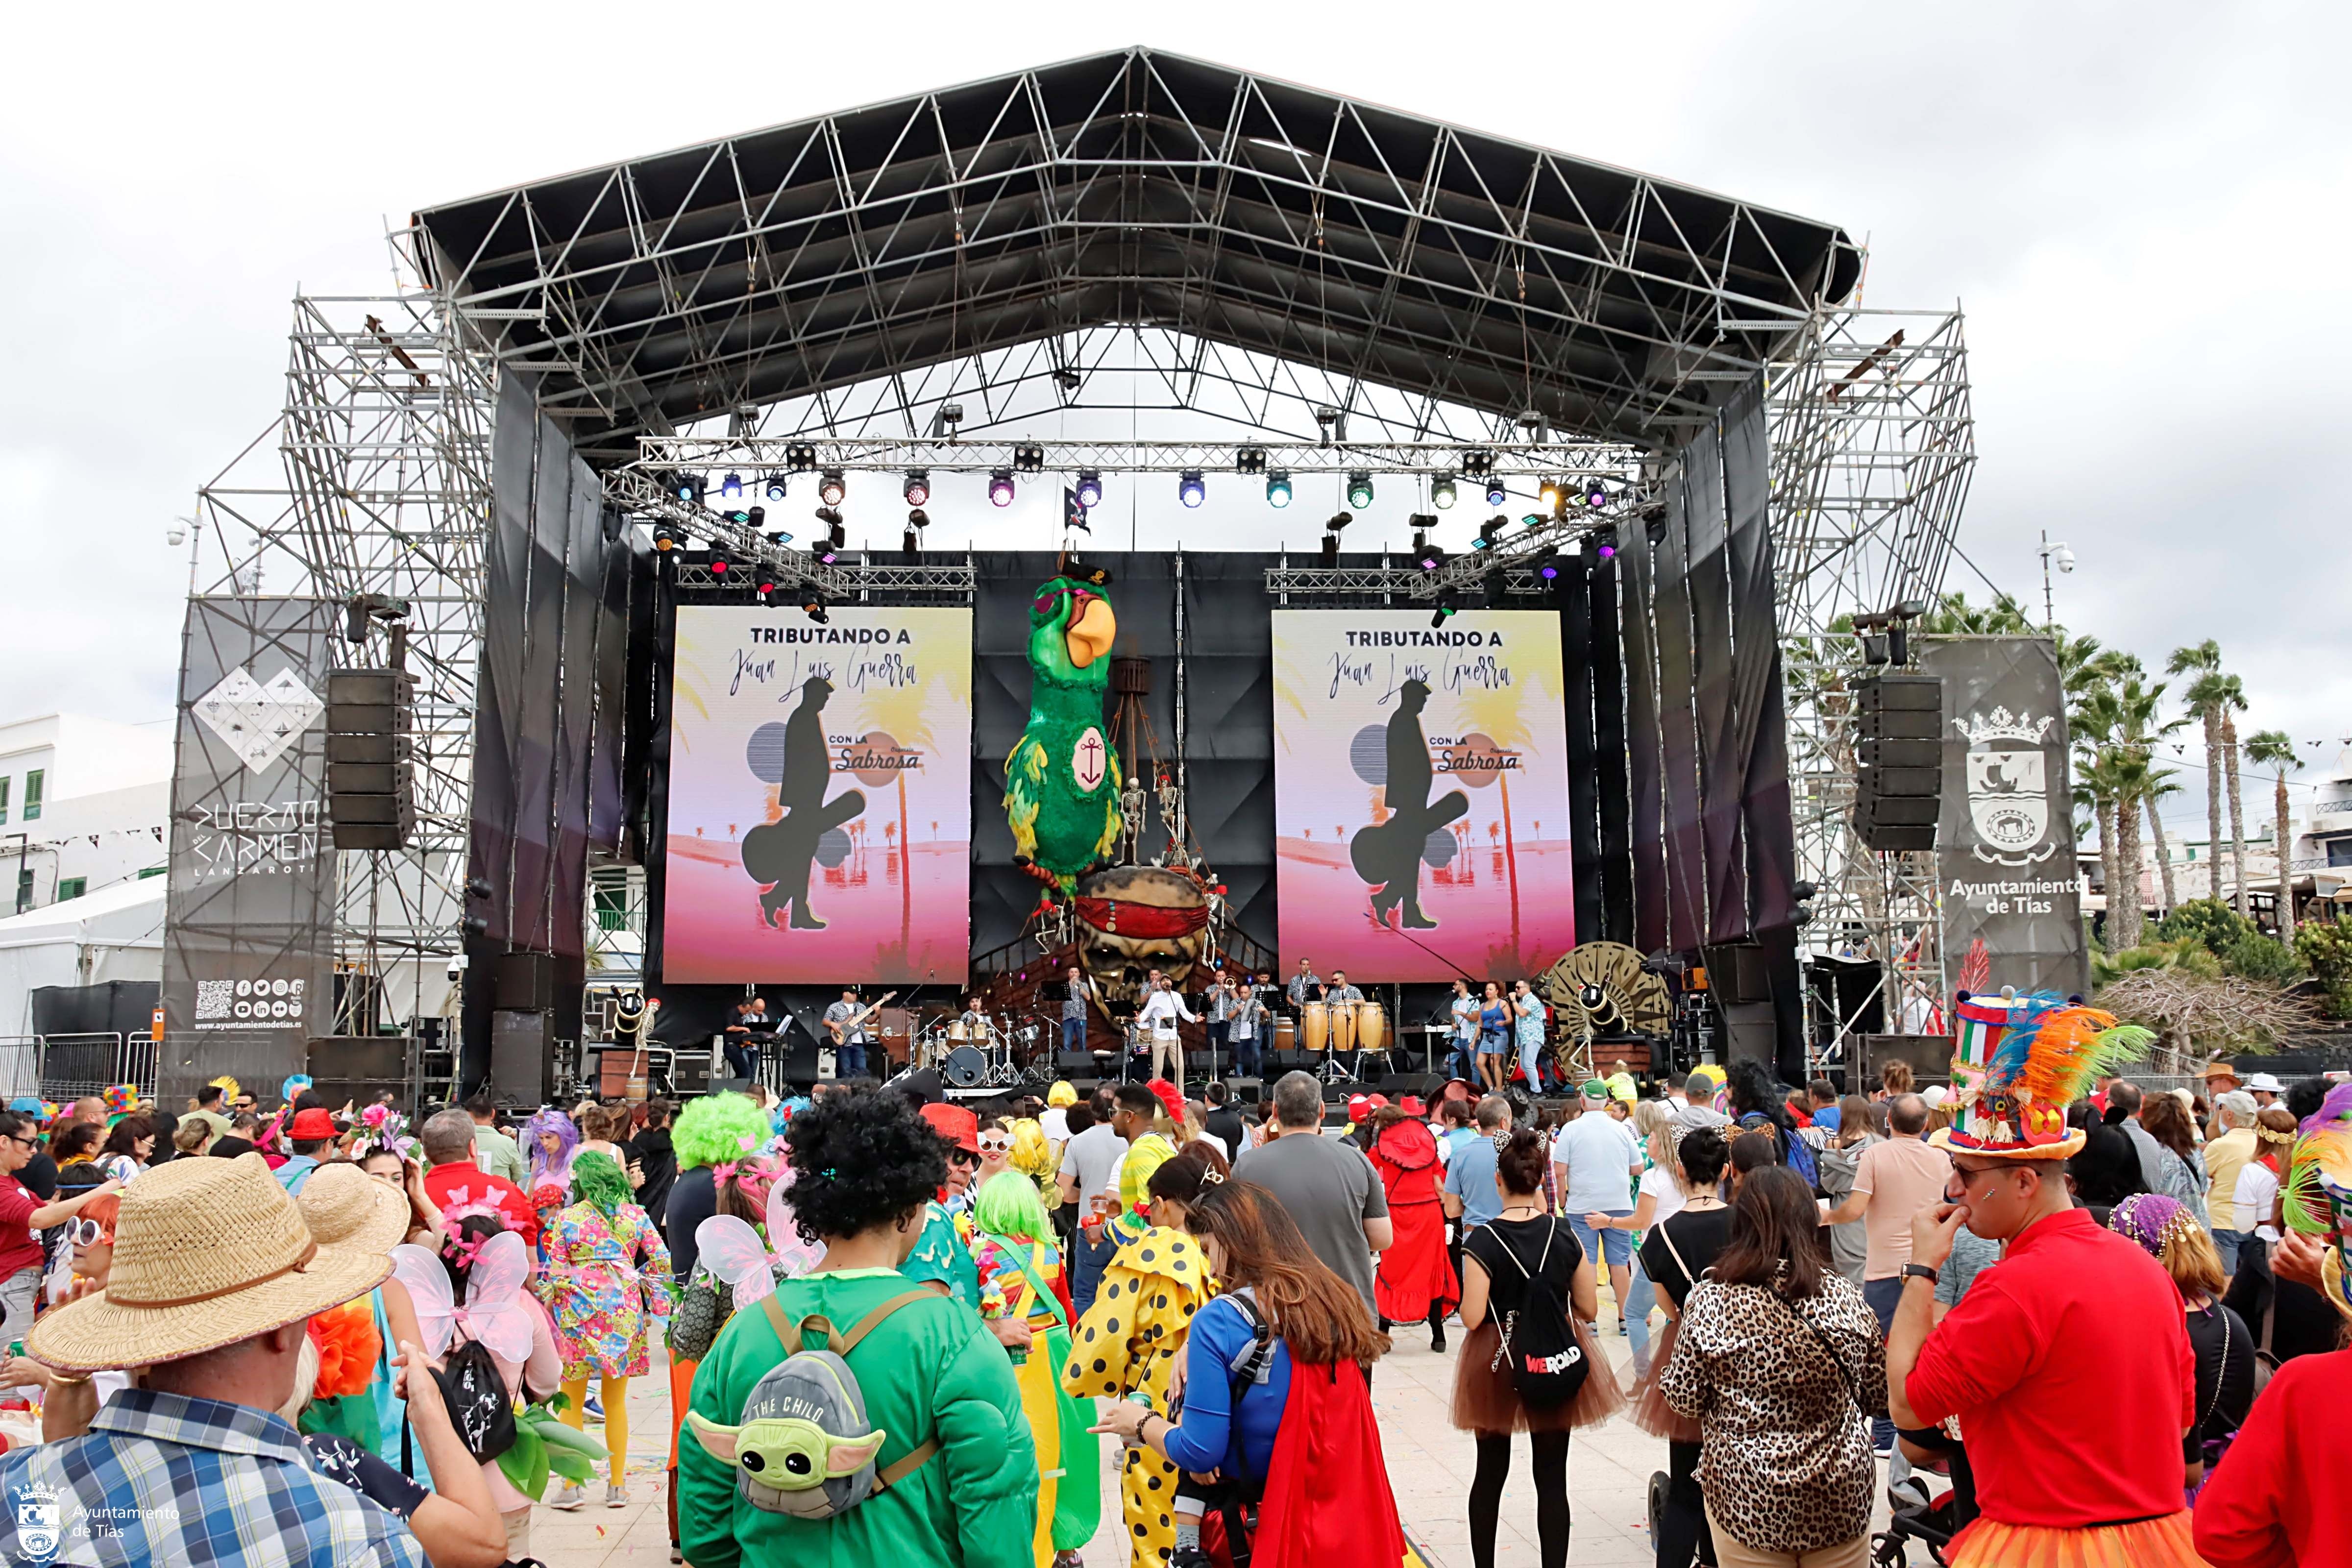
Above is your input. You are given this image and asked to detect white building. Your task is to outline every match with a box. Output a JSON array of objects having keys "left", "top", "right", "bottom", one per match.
[{"left": 0, "top": 714, "right": 174, "bottom": 915}]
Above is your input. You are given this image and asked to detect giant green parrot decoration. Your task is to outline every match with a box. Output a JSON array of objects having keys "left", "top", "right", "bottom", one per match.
[{"left": 1006, "top": 575, "right": 1122, "bottom": 893}]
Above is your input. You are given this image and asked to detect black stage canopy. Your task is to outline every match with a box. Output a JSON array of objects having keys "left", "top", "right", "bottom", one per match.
[{"left": 411, "top": 48, "right": 1860, "bottom": 464}]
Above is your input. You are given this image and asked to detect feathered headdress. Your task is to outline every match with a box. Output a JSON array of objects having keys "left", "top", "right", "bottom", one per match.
[
  {"left": 2284, "top": 1085, "right": 2352, "bottom": 1320},
  {"left": 1934, "top": 987, "right": 2153, "bottom": 1160}
]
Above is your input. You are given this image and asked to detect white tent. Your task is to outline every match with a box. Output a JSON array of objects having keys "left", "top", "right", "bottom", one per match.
[{"left": 0, "top": 877, "right": 167, "bottom": 1037}]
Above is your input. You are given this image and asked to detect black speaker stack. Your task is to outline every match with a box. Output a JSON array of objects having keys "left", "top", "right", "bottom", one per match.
[
  {"left": 325, "top": 669, "right": 416, "bottom": 851},
  {"left": 1852, "top": 673, "right": 1942, "bottom": 853}
]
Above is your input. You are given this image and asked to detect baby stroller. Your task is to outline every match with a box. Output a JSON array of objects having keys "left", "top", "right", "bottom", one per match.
[{"left": 1871, "top": 1430, "right": 1975, "bottom": 1566}]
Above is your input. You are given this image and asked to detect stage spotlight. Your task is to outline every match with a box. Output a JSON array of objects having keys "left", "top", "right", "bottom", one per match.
[
  {"left": 755, "top": 564, "right": 779, "bottom": 597},
  {"left": 1430, "top": 589, "right": 1458, "bottom": 630},
  {"left": 815, "top": 505, "right": 842, "bottom": 529},
  {"left": 1326, "top": 510, "right": 1353, "bottom": 534},
  {"left": 1431, "top": 474, "right": 1457, "bottom": 510},
  {"left": 903, "top": 471, "right": 931, "bottom": 507},
  {"left": 720, "top": 472, "right": 744, "bottom": 500},
  {"left": 708, "top": 547, "right": 733, "bottom": 577},
  {"left": 907, "top": 508, "right": 930, "bottom": 530},
  {"left": 651, "top": 523, "right": 680, "bottom": 554},
  {"left": 1538, "top": 475, "right": 1565, "bottom": 513},
  {"left": 989, "top": 469, "right": 1016, "bottom": 507},
  {"left": 803, "top": 591, "right": 829, "bottom": 623},
  {"left": 1075, "top": 470, "right": 1103, "bottom": 509},
  {"left": 1236, "top": 445, "right": 1267, "bottom": 475},
  {"left": 1013, "top": 442, "right": 1046, "bottom": 473},
  {"left": 902, "top": 528, "right": 920, "bottom": 559},
  {"left": 813, "top": 540, "right": 838, "bottom": 565},
  {"left": 1266, "top": 471, "right": 1293, "bottom": 508},
  {"left": 1346, "top": 471, "right": 1374, "bottom": 509},
  {"left": 1595, "top": 529, "right": 1618, "bottom": 561},
  {"left": 721, "top": 509, "right": 751, "bottom": 527},
  {"left": 1475, "top": 515, "right": 1505, "bottom": 550},
  {"left": 1321, "top": 532, "right": 1340, "bottom": 566},
  {"left": 828, "top": 518, "right": 847, "bottom": 551},
  {"left": 1585, "top": 476, "right": 1611, "bottom": 509},
  {"left": 1414, "top": 536, "right": 1446, "bottom": 572},
  {"left": 1461, "top": 448, "right": 1494, "bottom": 479},
  {"left": 786, "top": 444, "right": 818, "bottom": 473},
  {"left": 1178, "top": 470, "right": 1206, "bottom": 509},
  {"left": 672, "top": 472, "right": 705, "bottom": 506},
  {"left": 1485, "top": 477, "right": 1508, "bottom": 508},
  {"left": 746, "top": 506, "right": 766, "bottom": 531},
  {"left": 763, "top": 473, "right": 787, "bottom": 501},
  {"left": 818, "top": 469, "right": 847, "bottom": 507},
  {"left": 1532, "top": 544, "right": 1562, "bottom": 581}
]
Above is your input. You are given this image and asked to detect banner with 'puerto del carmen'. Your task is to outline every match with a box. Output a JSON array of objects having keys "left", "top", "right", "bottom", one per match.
[
  {"left": 662, "top": 605, "right": 971, "bottom": 984},
  {"left": 1271, "top": 610, "right": 1574, "bottom": 982}
]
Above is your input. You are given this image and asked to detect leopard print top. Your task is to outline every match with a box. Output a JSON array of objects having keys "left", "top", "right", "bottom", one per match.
[{"left": 1658, "top": 1271, "right": 1887, "bottom": 1553}]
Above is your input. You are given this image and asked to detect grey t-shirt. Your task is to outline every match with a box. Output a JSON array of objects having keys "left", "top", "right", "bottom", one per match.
[
  {"left": 822, "top": 1001, "right": 868, "bottom": 1043},
  {"left": 1935, "top": 1224, "right": 2001, "bottom": 1307},
  {"left": 1056, "top": 1122, "right": 1128, "bottom": 1202},
  {"left": 1232, "top": 1130, "right": 1390, "bottom": 1310}
]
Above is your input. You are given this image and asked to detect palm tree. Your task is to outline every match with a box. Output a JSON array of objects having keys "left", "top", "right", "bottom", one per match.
[
  {"left": 2246, "top": 728, "right": 2300, "bottom": 935},
  {"left": 2215, "top": 674, "right": 2249, "bottom": 915},
  {"left": 1924, "top": 591, "right": 2035, "bottom": 635},
  {"left": 2169, "top": 640, "right": 2226, "bottom": 899},
  {"left": 2083, "top": 664, "right": 2189, "bottom": 915},
  {"left": 2082, "top": 746, "right": 2149, "bottom": 948}
]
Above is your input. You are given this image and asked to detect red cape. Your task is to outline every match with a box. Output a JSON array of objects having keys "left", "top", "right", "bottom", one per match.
[{"left": 1251, "top": 1358, "right": 1406, "bottom": 1568}]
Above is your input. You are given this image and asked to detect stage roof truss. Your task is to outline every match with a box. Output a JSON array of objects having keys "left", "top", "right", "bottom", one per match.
[{"left": 410, "top": 48, "right": 1863, "bottom": 467}]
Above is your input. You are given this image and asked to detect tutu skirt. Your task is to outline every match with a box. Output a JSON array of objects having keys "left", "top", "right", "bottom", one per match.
[
  {"left": 1948, "top": 1511, "right": 2206, "bottom": 1568},
  {"left": 1450, "top": 1316, "right": 1626, "bottom": 1434},
  {"left": 1621, "top": 1315, "right": 1701, "bottom": 1444}
]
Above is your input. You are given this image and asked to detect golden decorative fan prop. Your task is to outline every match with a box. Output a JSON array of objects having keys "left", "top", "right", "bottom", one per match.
[{"left": 1537, "top": 942, "right": 1671, "bottom": 1082}]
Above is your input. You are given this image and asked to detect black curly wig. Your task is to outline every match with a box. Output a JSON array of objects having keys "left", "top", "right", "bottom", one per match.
[{"left": 784, "top": 1087, "right": 948, "bottom": 1246}]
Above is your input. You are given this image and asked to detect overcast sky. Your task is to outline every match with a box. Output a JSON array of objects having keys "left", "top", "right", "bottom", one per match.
[{"left": 5, "top": 2, "right": 2345, "bottom": 821}]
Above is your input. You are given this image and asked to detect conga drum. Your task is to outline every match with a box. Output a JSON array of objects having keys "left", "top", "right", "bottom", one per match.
[
  {"left": 1354, "top": 1002, "right": 1387, "bottom": 1054},
  {"left": 1274, "top": 1015, "right": 1297, "bottom": 1053},
  {"left": 1330, "top": 1002, "right": 1356, "bottom": 1054},
  {"left": 1299, "top": 1001, "right": 1331, "bottom": 1055}
]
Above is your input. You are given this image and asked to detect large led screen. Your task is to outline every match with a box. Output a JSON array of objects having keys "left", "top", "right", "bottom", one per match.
[
  {"left": 662, "top": 606, "right": 971, "bottom": 983},
  {"left": 1272, "top": 610, "right": 1575, "bottom": 981}
]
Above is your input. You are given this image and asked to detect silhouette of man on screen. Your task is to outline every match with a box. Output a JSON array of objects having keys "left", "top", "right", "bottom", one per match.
[
  {"left": 1349, "top": 677, "right": 1468, "bottom": 930},
  {"left": 741, "top": 674, "right": 865, "bottom": 930}
]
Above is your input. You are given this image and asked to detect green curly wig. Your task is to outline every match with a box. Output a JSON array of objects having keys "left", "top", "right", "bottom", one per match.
[
  {"left": 973, "top": 1168, "right": 1051, "bottom": 1244},
  {"left": 673, "top": 1092, "right": 770, "bottom": 1173},
  {"left": 570, "top": 1150, "right": 631, "bottom": 1219}
]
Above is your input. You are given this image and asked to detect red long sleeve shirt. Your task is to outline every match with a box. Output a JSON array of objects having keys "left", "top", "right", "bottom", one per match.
[
  {"left": 2194, "top": 1347, "right": 2352, "bottom": 1568},
  {"left": 1907, "top": 1207, "right": 2195, "bottom": 1528}
]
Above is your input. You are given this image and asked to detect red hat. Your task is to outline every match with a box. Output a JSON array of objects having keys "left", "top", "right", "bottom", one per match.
[
  {"left": 1399, "top": 1096, "right": 1428, "bottom": 1117},
  {"left": 1146, "top": 1078, "right": 1188, "bottom": 1128},
  {"left": 287, "top": 1107, "right": 339, "bottom": 1141},
  {"left": 918, "top": 1102, "right": 979, "bottom": 1153},
  {"left": 1368, "top": 1095, "right": 1390, "bottom": 1112},
  {"left": 1439, "top": 1078, "right": 1474, "bottom": 1103},
  {"left": 1346, "top": 1094, "right": 1371, "bottom": 1123}
]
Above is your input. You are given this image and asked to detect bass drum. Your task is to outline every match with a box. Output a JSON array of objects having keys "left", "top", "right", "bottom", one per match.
[{"left": 943, "top": 1045, "right": 988, "bottom": 1088}]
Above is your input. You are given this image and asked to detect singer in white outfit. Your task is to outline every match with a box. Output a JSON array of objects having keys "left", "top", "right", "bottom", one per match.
[{"left": 1136, "top": 976, "right": 1197, "bottom": 1091}]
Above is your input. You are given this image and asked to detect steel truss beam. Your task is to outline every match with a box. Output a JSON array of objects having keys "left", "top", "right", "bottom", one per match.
[{"left": 632, "top": 437, "right": 1636, "bottom": 477}]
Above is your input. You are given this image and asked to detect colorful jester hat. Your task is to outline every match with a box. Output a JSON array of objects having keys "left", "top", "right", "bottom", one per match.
[
  {"left": 1005, "top": 571, "right": 1123, "bottom": 892},
  {"left": 1931, "top": 987, "right": 2153, "bottom": 1160},
  {"left": 2284, "top": 1083, "right": 2352, "bottom": 1318}
]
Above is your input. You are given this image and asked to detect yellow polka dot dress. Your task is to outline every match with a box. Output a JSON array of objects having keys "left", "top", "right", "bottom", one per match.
[{"left": 1059, "top": 1226, "right": 1213, "bottom": 1565}]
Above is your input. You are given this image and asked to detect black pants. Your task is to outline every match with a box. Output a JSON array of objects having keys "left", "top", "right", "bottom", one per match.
[
  {"left": 1655, "top": 1438, "right": 1715, "bottom": 1568},
  {"left": 1470, "top": 1429, "right": 1570, "bottom": 1568}
]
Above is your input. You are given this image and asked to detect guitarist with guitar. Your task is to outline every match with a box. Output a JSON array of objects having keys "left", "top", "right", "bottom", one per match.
[
  {"left": 1349, "top": 677, "right": 1469, "bottom": 931},
  {"left": 822, "top": 986, "right": 897, "bottom": 1079}
]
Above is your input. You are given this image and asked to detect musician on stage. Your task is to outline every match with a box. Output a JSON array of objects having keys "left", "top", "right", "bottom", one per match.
[
  {"left": 1287, "top": 958, "right": 1321, "bottom": 1017},
  {"left": 1227, "top": 980, "right": 1265, "bottom": 1080},
  {"left": 1136, "top": 974, "right": 1197, "bottom": 1092},
  {"left": 721, "top": 996, "right": 773, "bottom": 1082},
  {"left": 1061, "top": 966, "right": 1091, "bottom": 1057},
  {"left": 1203, "top": 963, "right": 1233, "bottom": 1076},
  {"left": 1321, "top": 970, "right": 1365, "bottom": 1007},
  {"left": 821, "top": 987, "right": 873, "bottom": 1078},
  {"left": 957, "top": 995, "right": 990, "bottom": 1041}
]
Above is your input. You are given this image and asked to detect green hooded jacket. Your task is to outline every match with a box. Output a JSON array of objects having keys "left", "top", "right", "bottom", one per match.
[{"left": 680, "top": 1268, "right": 1039, "bottom": 1568}]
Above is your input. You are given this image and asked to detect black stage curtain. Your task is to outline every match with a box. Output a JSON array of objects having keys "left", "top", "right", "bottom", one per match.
[
  {"left": 1685, "top": 420, "right": 1747, "bottom": 942},
  {"left": 1559, "top": 556, "right": 1604, "bottom": 946},
  {"left": 1723, "top": 375, "right": 1799, "bottom": 932},
  {"left": 1652, "top": 481, "right": 1708, "bottom": 954},
  {"left": 1177, "top": 552, "right": 1277, "bottom": 955},
  {"left": 1587, "top": 541, "right": 1634, "bottom": 946},
  {"left": 1617, "top": 519, "right": 1668, "bottom": 955}
]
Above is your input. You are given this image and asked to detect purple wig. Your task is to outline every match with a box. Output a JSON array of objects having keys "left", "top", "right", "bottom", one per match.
[{"left": 523, "top": 1106, "right": 579, "bottom": 1187}]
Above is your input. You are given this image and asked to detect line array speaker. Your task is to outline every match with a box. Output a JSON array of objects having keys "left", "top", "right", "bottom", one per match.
[
  {"left": 326, "top": 668, "right": 416, "bottom": 850},
  {"left": 1852, "top": 674, "right": 1942, "bottom": 852}
]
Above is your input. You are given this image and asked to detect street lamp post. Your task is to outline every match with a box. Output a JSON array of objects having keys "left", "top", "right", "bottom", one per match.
[{"left": 2037, "top": 531, "right": 2075, "bottom": 629}]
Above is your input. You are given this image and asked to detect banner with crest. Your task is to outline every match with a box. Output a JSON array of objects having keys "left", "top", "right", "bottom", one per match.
[{"left": 1920, "top": 637, "right": 2088, "bottom": 998}]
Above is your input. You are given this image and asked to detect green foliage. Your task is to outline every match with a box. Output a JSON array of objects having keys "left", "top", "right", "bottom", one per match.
[
  {"left": 2091, "top": 938, "right": 2221, "bottom": 988},
  {"left": 499, "top": 1398, "right": 604, "bottom": 1498},
  {"left": 2221, "top": 934, "right": 2304, "bottom": 985},
  {"left": 2292, "top": 915, "right": 2352, "bottom": 1019},
  {"left": 2159, "top": 898, "right": 2257, "bottom": 955}
]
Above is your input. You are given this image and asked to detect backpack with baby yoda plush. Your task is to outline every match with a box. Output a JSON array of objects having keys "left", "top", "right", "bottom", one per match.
[{"left": 683, "top": 1290, "right": 938, "bottom": 1520}]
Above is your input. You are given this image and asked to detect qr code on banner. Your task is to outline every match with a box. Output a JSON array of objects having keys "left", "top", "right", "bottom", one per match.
[{"left": 196, "top": 980, "right": 235, "bottom": 1021}]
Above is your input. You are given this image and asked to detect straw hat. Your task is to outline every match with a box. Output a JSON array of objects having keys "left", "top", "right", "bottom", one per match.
[
  {"left": 297, "top": 1161, "right": 410, "bottom": 1254},
  {"left": 29, "top": 1152, "right": 389, "bottom": 1372}
]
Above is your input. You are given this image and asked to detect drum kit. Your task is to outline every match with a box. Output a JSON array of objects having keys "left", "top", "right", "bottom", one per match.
[
  {"left": 1300, "top": 998, "right": 1389, "bottom": 1082},
  {"left": 918, "top": 1010, "right": 1053, "bottom": 1089}
]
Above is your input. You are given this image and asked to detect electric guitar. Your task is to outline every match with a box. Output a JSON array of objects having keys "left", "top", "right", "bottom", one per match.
[{"left": 827, "top": 991, "right": 899, "bottom": 1043}]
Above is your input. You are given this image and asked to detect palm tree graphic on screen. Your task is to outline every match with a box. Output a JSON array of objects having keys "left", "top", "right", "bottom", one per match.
[
  {"left": 1348, "top": 678, "right": 1469, "bottom": 929},
  {"left": 741, "top": 674, "right": 865, "bottom": 930}
]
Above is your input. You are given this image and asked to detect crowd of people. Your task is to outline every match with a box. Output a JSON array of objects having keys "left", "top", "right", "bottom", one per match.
[{"left": 0, "top": 1027, "right": 2347, "bottom": 1568}]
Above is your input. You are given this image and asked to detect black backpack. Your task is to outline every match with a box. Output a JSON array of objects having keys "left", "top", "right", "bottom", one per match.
[
  {"left": 435, "top": 1338, "right": 517, "bottom": 1464},
  {"left": 1485, "top": 1220, "right": 1591, "bottom": 1407}
]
